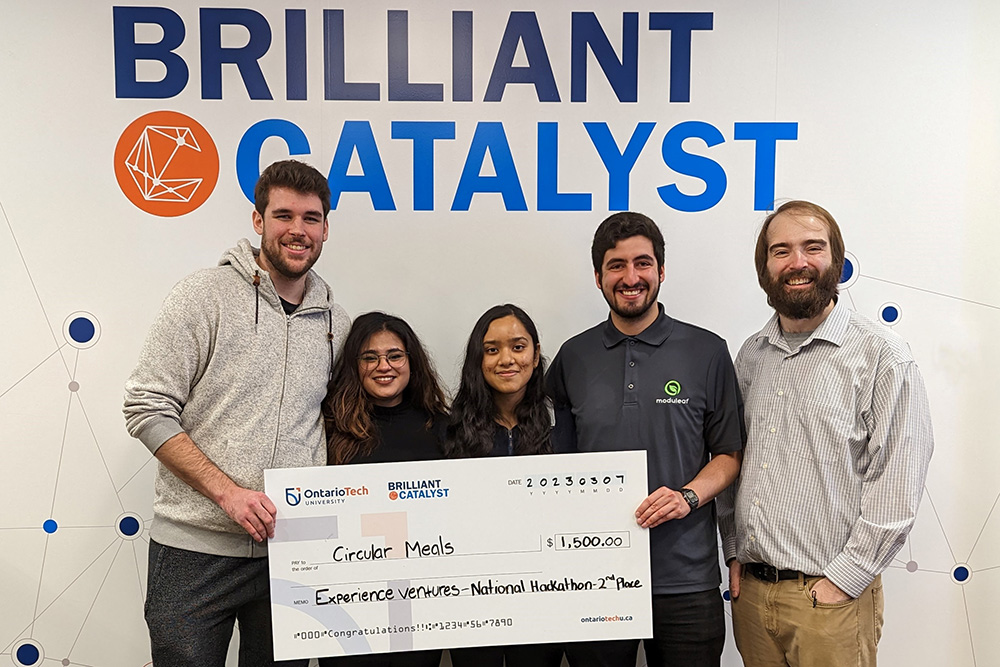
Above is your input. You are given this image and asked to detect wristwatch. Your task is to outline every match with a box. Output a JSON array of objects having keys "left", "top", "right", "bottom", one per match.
[{"left": 680, "top": 488, "right": 700, "bottom": 512}]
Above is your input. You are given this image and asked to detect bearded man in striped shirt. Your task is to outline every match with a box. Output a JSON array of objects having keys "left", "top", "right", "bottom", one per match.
[{"left": 718, "top": 200, "right": 933, "bottom": 667}]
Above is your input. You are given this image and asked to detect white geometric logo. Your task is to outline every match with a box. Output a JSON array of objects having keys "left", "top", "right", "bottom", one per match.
[{"left": 124, "top": 125, "right": 204, "bottom": 202}]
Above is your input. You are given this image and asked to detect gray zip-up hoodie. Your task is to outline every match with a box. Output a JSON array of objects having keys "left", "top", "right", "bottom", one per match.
[{"left": 124, "top": 239, "right": 350, "bottom": 557}]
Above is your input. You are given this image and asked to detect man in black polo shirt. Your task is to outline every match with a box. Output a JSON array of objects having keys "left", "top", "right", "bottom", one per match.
[{"left": 547, "top": 211, "right": 744, "bottom": 667}]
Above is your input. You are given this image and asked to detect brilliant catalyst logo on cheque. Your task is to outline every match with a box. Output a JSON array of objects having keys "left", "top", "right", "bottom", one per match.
[
  {"left": 285, "top": 485, "right": 369, "bottom": 507},
  {"left": 388, "top": 479, "right": 450, "bottom": 500}
]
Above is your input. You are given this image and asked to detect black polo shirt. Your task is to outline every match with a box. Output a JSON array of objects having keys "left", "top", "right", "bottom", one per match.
[{"left": 546, "top": 304, "right": 744, "bottom": 595}]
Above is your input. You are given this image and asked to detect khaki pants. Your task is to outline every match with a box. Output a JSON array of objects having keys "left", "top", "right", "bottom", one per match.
[{"left": 732, "top": 571, "right": 883, "bottom": 667}]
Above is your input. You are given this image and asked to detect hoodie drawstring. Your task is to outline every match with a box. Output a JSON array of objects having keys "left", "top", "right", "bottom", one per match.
[
  {"left": 326, "top": 309, "right": 334, "bottom": 379},
  {"left": 253, "top": 271, "right": 261, "bottom": 332}
]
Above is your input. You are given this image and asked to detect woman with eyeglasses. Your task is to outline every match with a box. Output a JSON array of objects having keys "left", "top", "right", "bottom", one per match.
[
  {"left": 444, "top": 304, "right": 563, "bottom": 667},
  {"left": 318, "top": 311, "right": 448, "bottom": 667}
]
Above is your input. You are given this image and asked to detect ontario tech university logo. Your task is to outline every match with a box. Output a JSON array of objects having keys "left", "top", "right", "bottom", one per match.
[
  {"left": 113, "top": 110, "right": 219, "bottom": 217},
  {"left": 656, "top": 379, "right": 689, "bottom": 405},
  {"left": 284, "top": 484, "right": 369, "bottom": 507}
]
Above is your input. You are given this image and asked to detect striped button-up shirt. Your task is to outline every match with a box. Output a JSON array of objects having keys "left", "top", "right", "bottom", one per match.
[{"left": 718, "top": 302, "right": 933, "bottom": 598}]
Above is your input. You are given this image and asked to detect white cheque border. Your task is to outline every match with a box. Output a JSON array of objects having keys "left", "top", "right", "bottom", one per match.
[{"left": 265, "top": 451, "right": 652, "bottom": 661}]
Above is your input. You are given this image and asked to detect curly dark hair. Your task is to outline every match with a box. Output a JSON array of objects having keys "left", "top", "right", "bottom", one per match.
[
  {"left": 591, "top": 211, "right": 665, "bottom": 276},
  {"left": 445, "top": 304, "right": 551, "bottom": 457},
  {"left": 323, "top": 312, "right": 447, "bottom": 464}
]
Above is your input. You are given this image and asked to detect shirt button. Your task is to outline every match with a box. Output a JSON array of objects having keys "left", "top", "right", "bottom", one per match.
[
  {"left": 769, "top": 427, "right": 776, "bottom": 433},
  {"left": 753, "top": 499, "right": 760, "bottom": 506},
  {"left": 629, "top": 340, "right": 635, "bottom": 345},
  {"left": 777, "top": 390, "right": 784, "bottom": 396},
  {"left": 628, "top": 383, "right": 634, "bottom": 389},
  {"left": 630, "top": 361, "right": 635, "bottom": 367},
  {"left": 761, "top": 463, "right": 768, "bottom": 469},
  {"left": 749, "top": 535, "right": 756, "bottom": 542}
]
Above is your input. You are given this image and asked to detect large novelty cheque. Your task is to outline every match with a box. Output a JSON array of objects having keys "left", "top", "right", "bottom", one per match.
[{"left": 265, "top": 451, "right": 652, "bottom": 661}]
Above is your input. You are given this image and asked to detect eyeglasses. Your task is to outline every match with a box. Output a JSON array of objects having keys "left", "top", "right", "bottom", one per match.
[{"left": 358, "top": 351, "right": 409, "bottom": 368}]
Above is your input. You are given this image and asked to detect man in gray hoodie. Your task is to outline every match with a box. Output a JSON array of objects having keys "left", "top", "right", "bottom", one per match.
[{"left": 124, "top": 160, "right": 351, "bottom": 667}]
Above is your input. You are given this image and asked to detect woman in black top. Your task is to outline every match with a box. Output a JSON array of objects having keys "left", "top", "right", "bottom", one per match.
[
  {"left": 445, "top": 304, "right": 562, "bottom": 667},
  {"left": 319, "top": 311, "right": 448, "bottom": 667}
]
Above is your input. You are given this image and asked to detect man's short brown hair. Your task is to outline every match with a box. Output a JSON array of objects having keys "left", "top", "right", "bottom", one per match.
[{"left": 254, "top": 160, "right": 331, "bottom": 217}]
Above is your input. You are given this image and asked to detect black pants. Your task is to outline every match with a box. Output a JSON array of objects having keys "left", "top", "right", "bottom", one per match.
[
  {"left": 145, "top": 540, "right": 279, "bottom": 667},
  {"left": 564, "top": 589, "right": 725, "bottom": 667},
  {"left": 318, "top": 650, "right": 442, "bottom": 667},
  {"left": 449, "top": 643, "right": 564, "bottom": 667}
]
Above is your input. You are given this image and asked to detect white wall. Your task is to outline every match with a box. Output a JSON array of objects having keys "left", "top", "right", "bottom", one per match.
[{"left": 1, "top": 1, "right": 997, "bottom": 665}]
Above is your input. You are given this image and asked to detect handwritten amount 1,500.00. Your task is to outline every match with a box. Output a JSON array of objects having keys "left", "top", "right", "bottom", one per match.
[{"left": 549, "top": 532, "right": 629, "bottom": 550}]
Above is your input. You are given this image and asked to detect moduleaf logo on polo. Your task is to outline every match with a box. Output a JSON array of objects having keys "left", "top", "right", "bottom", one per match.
[{"left": 656, "top": 379, "right": 690, "bottom": 405}]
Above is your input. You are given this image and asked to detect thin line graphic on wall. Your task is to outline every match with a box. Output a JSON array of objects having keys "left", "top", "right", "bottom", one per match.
[{"left": 1, "top": 196, "right": 152, "bottom": 666}]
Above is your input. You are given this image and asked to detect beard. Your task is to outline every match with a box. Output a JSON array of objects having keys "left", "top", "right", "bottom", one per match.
[
  {"left": 602, "top": 278, "right": 660, "bottom": 322},
  {"left": 260, "top": 234, "right": 321, "bottom": 281},
  {"left": 763, "top": 264, "right": 839, "bottom": 321}
]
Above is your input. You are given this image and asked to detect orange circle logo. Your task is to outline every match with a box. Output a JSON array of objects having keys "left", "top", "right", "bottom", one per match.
[
  {"left": 114, "top": 110, "right": 219, "bottom": 217},
  {"left": 389, "top": 491, "right": 398, "bottom": 500}
]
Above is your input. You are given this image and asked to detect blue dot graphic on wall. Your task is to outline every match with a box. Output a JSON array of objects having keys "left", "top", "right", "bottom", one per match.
[
  {"left": 839, "top": 251, "right": 859, "bottom": 289},
  {"left": 13, "top": 639, "right": 43, "bottom": 666},
  {"left": 42, "top": 519, "right": 58, "bottom": 534},
  {"left": 879, "top": 302, "right": 901, "bottom": 326},
  {"left": 69, "top": 318, "right": 94, "bottom": 343},
  {"left": 62, "top": 311, "right": 101, "bottom": 349},
  {"left": 116, "top": 513, "right": 144, "bottom": 540}
]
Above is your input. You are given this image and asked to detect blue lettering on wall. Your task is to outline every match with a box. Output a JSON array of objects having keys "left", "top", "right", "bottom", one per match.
[
  {"left": 112, "top": 8, "right": 715, "bottom": 104},
  {"left": 391, "top": 121, "right": 457, "bottom": 211},
  {"left": 388, "top": 10, "right": 445, "bottom": 101},
  {"left": 734, "top": 122, "right": 799, "bottom": 210},
  {"left": 658, "top": 121, "right": 726, "bottom": 212},
  {"left": 648, "top": 12, "right": 714, "bottom": 103},
  {"left": 200, "top": 8, "right": 273, "bottom": 100},
  {"left": 324, "top": 9, "right": 379, "bottom": 101},
  {"left": 537, "top": 123, "right": 592, "bottom": 211},
  {"left": 235, "top": 119, "right": 311, "bottom": 201},
  {"left": 585, "top": 122, "right": 655, "bottom": 211},
  {"left": 285, "top": 9, "right": 307, "bottom": 101},
  {"left": 117, "top": 8, "right": 797, "bottom": 213},
  {"left": 452, "top": 11, "right": 474, "bottom": 102},
  {"left": 452, "top": 122, "right": 527, "bottom": 210},
  {"left": 484, "top": 12, "right": 560, "bottom": 102},
  {"left": 329, "top": 121, "right": 396, "bottom": 210},
  {"left": 113, "top": 6, "right": 188, "bottom": 99},
  {"left": 232, "top": 119, "right": 798, "bottom": 213},
  {"left": 570, "top": 12, "right": 638, "bottom": 103}
]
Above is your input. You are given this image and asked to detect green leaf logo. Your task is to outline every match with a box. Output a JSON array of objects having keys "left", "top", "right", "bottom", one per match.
[{"left": 664, "top": 380, "right": 682, "bottom": 396}]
